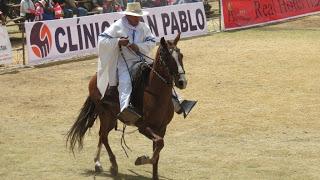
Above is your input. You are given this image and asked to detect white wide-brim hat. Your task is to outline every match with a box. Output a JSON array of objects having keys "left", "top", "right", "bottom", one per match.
[
  {"left": 120, "top": 2, "right": 149, "bottom": 17},
  {"left": 40, "top": 0, "right": 47, "bottom": 6}
]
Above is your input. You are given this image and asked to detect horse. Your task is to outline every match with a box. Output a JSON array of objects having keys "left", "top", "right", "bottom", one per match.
[{"left": 66, "top": 33, "right": 187, "bottom": 180}]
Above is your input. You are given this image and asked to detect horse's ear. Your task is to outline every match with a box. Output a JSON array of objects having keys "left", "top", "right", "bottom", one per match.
[
  {"left": 173, "top": 32, "right": 181, "bottom": 45},
  {"left": 159, "top": 37, "right": 170, "bottom": 59},
  {"left": 160, "top": 37, "right": 167, "bottom": 48}
]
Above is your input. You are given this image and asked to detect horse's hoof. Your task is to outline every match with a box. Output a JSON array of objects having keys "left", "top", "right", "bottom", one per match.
[
  {"left": 135, "top": 155, "right": 150, "bottom": 166},
  {"left": 110, "top": 165, "right": 118, "bottom": 176},
  {"left": 95, "top": 164, "right": 103, "bottom": 173}
]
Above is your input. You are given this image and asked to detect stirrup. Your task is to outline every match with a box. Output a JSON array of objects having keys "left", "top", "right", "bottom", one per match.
[
  {"left": 180, "top": 100, "right": 197, "bottom": 118},
  {"left": 117, "top": 106, "right": 141, "bottom": 126}
]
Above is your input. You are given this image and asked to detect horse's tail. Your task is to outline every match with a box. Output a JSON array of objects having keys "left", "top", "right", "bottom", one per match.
[{"left": 66, "top": 96, "right": 98, "bottom": 153}]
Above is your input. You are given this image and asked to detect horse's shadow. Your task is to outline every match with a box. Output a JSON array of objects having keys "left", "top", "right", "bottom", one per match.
[{"left": 82, "top": 169, "right": 173, "bottom": 180}]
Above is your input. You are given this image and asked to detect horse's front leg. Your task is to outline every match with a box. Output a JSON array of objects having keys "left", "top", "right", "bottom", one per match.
[
  {"left": 147, "top": 127, "right": 164, "bottom": 164},
  {"left": 135, "top": 127, "right": 163, "bottom": 180},
  {"left": 152, "top": 142, "right": 160, "bottom": 180},
  {"left": 135, "top": 127, "right": 164, "bottom": 164}
]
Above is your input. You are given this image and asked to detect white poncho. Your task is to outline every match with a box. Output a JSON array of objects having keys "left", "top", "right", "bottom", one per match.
[{"left": 97, "top": 16, "right": 156, "bottom": 98}]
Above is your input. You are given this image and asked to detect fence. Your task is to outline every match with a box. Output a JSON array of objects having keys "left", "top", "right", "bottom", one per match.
[
  {"left": 6, "top": 23, "right": 26, "bottom": 65},
  {"left": 2, "top": 1, "right": 221, "bottom": 69},
  {"left": 206, "top": 0, "right": 222, "bottom": 32}
]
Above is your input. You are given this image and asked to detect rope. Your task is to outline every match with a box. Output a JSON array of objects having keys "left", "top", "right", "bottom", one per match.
[
  {"left": 120, "top": 124, "right": 132, "bottom": 158},
  {"left": 172, "top": 86, "right": 180, "bottom": 101}
]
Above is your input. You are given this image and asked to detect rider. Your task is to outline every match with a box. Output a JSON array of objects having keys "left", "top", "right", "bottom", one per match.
[{"left": 97, "top": 2, "right": 196, "bottom": 123}]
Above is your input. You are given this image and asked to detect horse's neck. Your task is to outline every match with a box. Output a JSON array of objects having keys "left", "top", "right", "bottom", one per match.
[{"left": 147, "top": 55, "right": 172, "bottom": 95}]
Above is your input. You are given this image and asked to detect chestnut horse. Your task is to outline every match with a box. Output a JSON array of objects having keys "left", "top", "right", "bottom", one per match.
[{"left": 67, "top": 33, "right": 187, "bottom": 180}]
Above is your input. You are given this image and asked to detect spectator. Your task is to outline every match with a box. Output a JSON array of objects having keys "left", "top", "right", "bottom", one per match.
[
  {"left": 174, "top": 0, "right": 199, "bottom": 4},
  {"left": 41, "top": 0, "right": 55, "bottom": 20},
  {"left": 64, "top": 0, "right": 88, "bottom": 18},
  {"left": 114, "top": 0, "right": 125, "bottom": 12},
  {"left": 103, "top": 0, "right": 115, "bottom": 13},
  {"left": 153, "top": 0, "right": 167, "bottom": 7},
  {"left": 52, "top": 0, "right": 67, "bottom": 18},
  {"left": 0, "top": 0, "right": 8, "bottom": 25},
  {"left": 78, "top": 0, "right": 93, "bottom": 13},
  {"left": 104, "top": 0, "right": 125, "bottom": 13},
  {"left": 34, "top": 0, "right": 44, "bottom": 21},
  {"left": 0, "top": 11, "right": 5, "bottom": 25},
  {"left": 53, "top": 2, "right": 63, "bottom": 19},
  {"left": 52, "top": 0, "right": 65, "bottom": 5},
  {"left": 140, "top": 0, "right": 153, "bottom": 8},
  {"left": 20, "top": 0, "right": 36, "bottom": 22},
  {"left": 91, "top": 0, "right": 104, "bottom": 13}
]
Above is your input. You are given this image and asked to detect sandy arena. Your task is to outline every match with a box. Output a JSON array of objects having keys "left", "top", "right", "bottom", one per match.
[{"left": 1, "top": 15, "right": 320, "bottom": 179}]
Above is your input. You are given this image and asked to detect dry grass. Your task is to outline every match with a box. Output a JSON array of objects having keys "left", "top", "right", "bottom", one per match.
[{"left": 1, "top": 15, "right": 320, "bottom": 179}]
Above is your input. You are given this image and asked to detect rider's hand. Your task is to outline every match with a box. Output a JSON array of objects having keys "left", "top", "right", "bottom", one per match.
[
  {"left": 118, "top": 37, "right": 129, "bottom": 46},
  {"left": 28, "top": 9, "right": 36, "bottom": 14},
  {"left": 127, "top": 43, "right": 139, "bottom": 53}
]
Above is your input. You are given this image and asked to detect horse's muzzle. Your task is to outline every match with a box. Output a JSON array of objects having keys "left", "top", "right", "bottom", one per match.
[{"left": 176, "top": 77, "right": 187, "bottom": 89}]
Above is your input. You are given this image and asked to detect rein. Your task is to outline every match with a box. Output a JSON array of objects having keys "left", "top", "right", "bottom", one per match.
[
  {"left": 136, "top": 51, "right": 173, "bottom": 86},
  {"left": 127, "top": 46, "right": 185, "bottom": 86},
  {"left": 135, "top": 49, "right": 183, "bottom": 105}
]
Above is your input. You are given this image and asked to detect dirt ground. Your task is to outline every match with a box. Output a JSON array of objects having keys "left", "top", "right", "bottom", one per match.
[{"left": 1, "top": 14, "right": 320, "bottom": 180}]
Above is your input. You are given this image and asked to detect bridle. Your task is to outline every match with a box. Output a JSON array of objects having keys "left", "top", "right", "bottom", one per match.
[
  {"left": 168, "top": 46, "right": 186, "bottom": 78},
  {"left": 128, "top": 44, "right": 185, "bottom": 87},
  {"left": 156, "top": 44, "right": 186, "bottom": 85}
]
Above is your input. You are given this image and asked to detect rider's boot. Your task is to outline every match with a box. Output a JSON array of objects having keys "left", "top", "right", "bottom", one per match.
[
  {"left": 102, "top": 86, "right": 118, "bottom": 106},
  {"left": 117, "top": 105, "right": 141, "bottom": 126}
]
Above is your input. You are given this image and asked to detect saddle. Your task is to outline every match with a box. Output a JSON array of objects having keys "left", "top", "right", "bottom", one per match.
[
  {"left": 130, "top": 61, "right": 151, "bottom": 113},
  {"left": 101, "top": 61, "right": 151, "bottom": 125}
]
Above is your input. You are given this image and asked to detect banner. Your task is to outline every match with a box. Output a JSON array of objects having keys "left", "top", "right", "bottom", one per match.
[
  {"left": 25, "top": 2, "right": 207, "bottom": 64},
  {"left": 0, "top": 25, "right": 13, "bottom": 65},
  {"left": 222, "top": 0, "right": 320, "bottom": 30}
]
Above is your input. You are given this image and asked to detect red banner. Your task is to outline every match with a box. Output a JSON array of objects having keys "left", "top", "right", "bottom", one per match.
[{"left": 222, "top": 0, "right": 320, "bottom": 30}]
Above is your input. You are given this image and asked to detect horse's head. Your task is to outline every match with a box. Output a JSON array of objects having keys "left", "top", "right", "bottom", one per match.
[{"left": 159, "top": 33, "right": 187, "bottom": 89}]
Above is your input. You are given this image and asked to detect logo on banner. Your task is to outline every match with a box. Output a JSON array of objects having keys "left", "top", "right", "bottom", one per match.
[{"left": 30, "top": 22, "right": 52, "bottom": 58}]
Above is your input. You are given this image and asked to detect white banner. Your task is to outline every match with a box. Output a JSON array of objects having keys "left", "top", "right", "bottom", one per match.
[
  {"left": 0, "top": 25, "right": 13, "bottom": 65},
  {"left": 25, "top": 2, "right": 207, "bottom": 64}
]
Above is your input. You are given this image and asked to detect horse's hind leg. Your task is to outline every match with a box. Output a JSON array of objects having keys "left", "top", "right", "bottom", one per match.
[
  {"left": 99, "top": 112, "right": 118, "bottom": 176},
  {"left": 94, "top": 138, "right": 103, "bottom": 173},
  {"left": 89, "top": 74, "right": 105, "bottom": 173},
  {"left": 89, "top": 73, "right": 118, "bottom": 175}
]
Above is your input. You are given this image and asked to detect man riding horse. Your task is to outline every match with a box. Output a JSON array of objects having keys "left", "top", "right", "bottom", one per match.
[
  {"left": 67, "top": 3, "right": 197, "bottom": 178},
  {"left": 97, "top": 2, "right": 196, "bottom": 124}
]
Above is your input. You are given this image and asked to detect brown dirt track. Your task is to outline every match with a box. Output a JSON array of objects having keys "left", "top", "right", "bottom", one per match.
[{"left": 1, "top": 15, "right": 320, "bottom": 180}]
